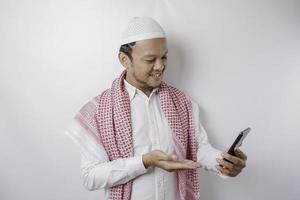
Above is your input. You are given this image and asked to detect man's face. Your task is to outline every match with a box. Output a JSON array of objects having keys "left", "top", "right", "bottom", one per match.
[{"left": 124, "top": 38, "right": 168, "bottom": 93}]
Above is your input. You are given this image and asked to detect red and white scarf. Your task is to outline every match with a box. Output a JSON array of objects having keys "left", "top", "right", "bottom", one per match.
[{"left": 75, "top": 70, "right": 200, "bottom": 200}]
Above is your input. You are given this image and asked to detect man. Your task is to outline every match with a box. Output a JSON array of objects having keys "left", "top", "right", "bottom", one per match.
[{"left": 65, "top": 17, "right": 247, "bottom": 200}]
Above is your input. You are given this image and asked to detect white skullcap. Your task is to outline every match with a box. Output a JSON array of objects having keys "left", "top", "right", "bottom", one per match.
[{"left": 120, "top": 17, "right": 166, "bottom": 45}]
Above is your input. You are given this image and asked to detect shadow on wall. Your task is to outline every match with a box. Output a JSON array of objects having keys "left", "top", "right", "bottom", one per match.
[
  {"left": 163, "top": 35, "right": 206, "bottom": 92},
  {"left": 163, "top": 37, "right": 187, "bottom": 87},
  {"left": 164, "top": 37, "right": 229, "bottom": 200}
]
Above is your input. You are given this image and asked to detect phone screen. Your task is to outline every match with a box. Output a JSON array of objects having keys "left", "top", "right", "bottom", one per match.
[
  {"left": 227, "top": 127, "right": 250, "bottom": 156},
  {"left": 223, "top": 127, "right": 250, "bottom": 163}
]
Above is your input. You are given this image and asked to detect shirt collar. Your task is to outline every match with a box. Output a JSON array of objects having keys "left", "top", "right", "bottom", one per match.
[{"left": 123, "top": 79, "right": 159, "bottom": 101}]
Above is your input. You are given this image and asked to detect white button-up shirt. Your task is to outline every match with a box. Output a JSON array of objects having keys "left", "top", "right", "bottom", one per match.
[{"left": 65, "top": 79, "right": 225, "bottom": 200}]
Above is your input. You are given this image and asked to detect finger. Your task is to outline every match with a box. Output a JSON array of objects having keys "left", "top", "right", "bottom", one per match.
[
  {"left": 216, "top": 165, "right": 231, "bottom": 176},
  {"left": 216, "top": 158, "right": 234, "bottom": 171},
  {"left": 216, "top": 165, "right": 239, "bottom": 177},
  {"left": 172, "top": 160, "right": 200, "bottom": 169},
  {"left": 167, "top": 158, "right": 201, "bottom": 167},
  {"left": 180, "top": 160, "right": 202, "bottom": 168},
  {"left": 163, "top": 162, "right": 196, "bottom": 171},
  {"left": 234, "top": 148, "right": 247, "bottom": 161},
  {"left": 222, "top": 152, "right": 244, "bottom": 167},
  {"left": 218, "top": 157, "right": 245, "bottom": 171},
  {"left": 171, "top": 155, "right": 178, "bottom": 161},
  {"left": 160, "top": 160, "right": 200, "bottom": 171}
]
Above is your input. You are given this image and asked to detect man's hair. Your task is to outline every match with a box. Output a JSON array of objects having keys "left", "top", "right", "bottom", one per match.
[{"left": 119, "top": 42, "right": 136, "bottom": 60}]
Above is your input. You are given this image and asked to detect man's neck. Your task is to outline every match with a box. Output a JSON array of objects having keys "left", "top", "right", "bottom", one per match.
[{"left": 124, "top": 77, "right": 153, "bottom": 97}]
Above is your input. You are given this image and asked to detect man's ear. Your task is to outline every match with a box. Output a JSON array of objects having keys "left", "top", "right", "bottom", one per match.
[{"left": 118, "top": 52, "right": 131, "bottom": 69}]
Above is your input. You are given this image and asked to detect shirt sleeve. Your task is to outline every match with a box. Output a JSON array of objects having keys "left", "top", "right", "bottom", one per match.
[
  {"left": 190, "top": 99, "right": 228, "bottom": 178},
  {"left": 65, "top": 119, "right": 148, "bottom": 191}
]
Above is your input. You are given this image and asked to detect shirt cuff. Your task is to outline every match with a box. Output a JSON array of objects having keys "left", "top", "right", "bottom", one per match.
[
  {"left": 125, "top": 155, "right": 148, "bottom": 178},
  {"left": 215, "top": 168, "right": 229, "bottom": 179}
]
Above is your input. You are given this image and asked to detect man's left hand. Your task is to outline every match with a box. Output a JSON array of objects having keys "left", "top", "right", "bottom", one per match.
[{"left": 216, "top": 148, "right": 247, "bottom": 177}]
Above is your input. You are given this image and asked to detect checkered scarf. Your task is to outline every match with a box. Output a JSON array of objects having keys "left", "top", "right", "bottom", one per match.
[{"left": 75, "top": 70, "right": 200, "bottom": 200}]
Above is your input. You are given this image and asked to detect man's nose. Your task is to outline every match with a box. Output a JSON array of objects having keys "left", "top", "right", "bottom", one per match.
[{"left": 154, "top": 59, "right": 165, "bottom": 71}]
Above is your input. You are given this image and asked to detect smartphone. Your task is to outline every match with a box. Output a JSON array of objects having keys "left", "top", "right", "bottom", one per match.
[{"left": 223, "top": 127, "right": 251, "bottom": 163}]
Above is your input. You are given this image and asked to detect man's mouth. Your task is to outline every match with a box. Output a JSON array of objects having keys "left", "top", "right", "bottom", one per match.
[{"left": 150, "top": 73, "right": 162, "bottom": 78}]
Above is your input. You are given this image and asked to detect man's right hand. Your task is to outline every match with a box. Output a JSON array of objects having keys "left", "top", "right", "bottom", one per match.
[{"left": 142, "top": 150, "right": 201, "bottom": 172}]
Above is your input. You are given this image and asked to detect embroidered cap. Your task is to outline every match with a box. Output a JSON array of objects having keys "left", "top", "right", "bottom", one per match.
[{"left": 120, "top": 17, "right": 166, "bottom": 45}]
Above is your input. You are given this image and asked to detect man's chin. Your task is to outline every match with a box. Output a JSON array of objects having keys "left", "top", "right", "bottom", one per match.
[
  {"left": 147, "top": 78, "right": 163, "bottom": 89},
  {"left": 151, "top": 82, "right": 162, "bottom": 89}
]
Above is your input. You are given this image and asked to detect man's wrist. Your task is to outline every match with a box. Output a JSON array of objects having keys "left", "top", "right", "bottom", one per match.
[{"left": 142, "top": 153, "right": 151, "bottom": 168}]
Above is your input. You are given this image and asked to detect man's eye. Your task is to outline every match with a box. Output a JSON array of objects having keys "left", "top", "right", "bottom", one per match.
[{"left": 145, "top": 59, "right": 155, "bottom": 62}]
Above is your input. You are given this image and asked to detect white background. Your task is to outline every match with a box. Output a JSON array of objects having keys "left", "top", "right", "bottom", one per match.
[{"left": 1, "top": 0, "right": 299, "bottom": 199}]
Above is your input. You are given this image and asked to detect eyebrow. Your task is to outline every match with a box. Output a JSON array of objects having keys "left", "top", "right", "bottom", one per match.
[{"left": 143, "top": 51, "right": 168, "bottom": 58}]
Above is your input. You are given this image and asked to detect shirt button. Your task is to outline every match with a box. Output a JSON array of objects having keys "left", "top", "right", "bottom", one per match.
[{"left": 158, "top": 180, "right": 162, "bottom": 187}]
